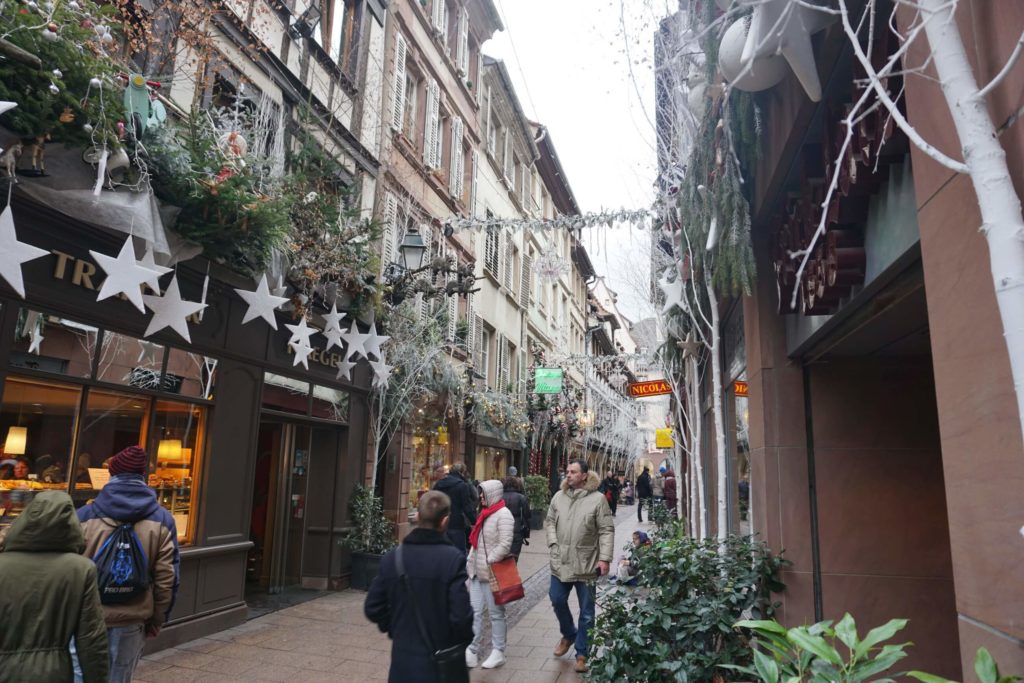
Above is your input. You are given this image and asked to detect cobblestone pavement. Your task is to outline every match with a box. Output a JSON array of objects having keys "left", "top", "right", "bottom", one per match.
[{"left": 134, "top": 506, "right": 649, "bottom": 683}]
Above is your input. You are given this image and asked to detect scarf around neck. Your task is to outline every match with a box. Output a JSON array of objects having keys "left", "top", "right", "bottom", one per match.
[{"left": 468, "top": 499, "right": 506, "bottom": 549}]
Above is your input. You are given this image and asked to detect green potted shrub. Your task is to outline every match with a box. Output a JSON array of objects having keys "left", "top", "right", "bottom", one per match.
[
  {"left": 341, "top": 484, "right": 396, "bottom": 590},
  {"left": 525, "top": 475, "right": 551, "bottom": 531}
]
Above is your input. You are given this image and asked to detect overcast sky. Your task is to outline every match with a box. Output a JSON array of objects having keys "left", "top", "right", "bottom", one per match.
[{"left": 482, "top": 0, "right": 669, "bottom": 323}]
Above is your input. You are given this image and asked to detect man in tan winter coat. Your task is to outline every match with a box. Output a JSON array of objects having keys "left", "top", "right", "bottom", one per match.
[{"left": 545, "top": 459, "right": 614, "bottom": 674}]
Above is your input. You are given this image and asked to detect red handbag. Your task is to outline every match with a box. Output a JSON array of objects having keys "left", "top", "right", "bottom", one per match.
[{"left": 481, "top": 531, "right": 524, "bottom": 605}]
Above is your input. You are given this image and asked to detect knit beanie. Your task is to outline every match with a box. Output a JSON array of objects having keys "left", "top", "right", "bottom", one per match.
[
  {"left": 480, "top": 479, "right": 504, "bottom": 506},
  {"left": 108, "top": 446, "right": 148, "bottom": 477}
]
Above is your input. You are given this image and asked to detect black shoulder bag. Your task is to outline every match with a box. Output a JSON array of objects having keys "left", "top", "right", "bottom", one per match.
[{"left": 395, "top": 545, "right": 469, "bottom": 683}]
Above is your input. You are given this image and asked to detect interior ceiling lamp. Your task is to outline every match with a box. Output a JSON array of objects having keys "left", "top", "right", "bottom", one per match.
[
  {"left": 157, "top": 438, "right": 183, "bottom": 462},
  {"left": 4, "top": 426, "right": 27, "bottom": 455},
  {"left": 289, "top": 2, "right": 323, "bottom": 40}
]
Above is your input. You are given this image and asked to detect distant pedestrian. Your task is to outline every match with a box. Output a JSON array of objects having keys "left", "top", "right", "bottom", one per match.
[
  {"left": 546, "top": 459, "right": 615, "bottom": 674},
  {"left": 465, "top": 480, "right": 515, "bottom": 670},
  {"left": 365, "top": 491, "right": 474, "bottom": 683},
  {"left": 598, "top": 471, "right": 621, "bottom": 516},
  {"left": 77, "top": 446, "right": 179, "bottom": 683},
  {"left": 652, "top": 467, "right": 666, "bottom": 505},
  {"left": 663, "top": 467, "right": 678, "bottom": 517},
  {"left": 622, "top": 481, "right": 634, "bottom": 505},
  {"left": 501, "top": 476, "right": 531, "bottom": 561},
  {"left": 636, "top": 466, "right": 653, "bottom": 522},
  {"left": 432, "top": 463, "right": 478, "bottom": 553},
  {"left": 0, "top": 491, "right": 109, "bottom": 683}
]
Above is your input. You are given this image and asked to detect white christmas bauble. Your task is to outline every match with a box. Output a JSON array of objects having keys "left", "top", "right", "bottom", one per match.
[
  {"left": 41, "top": 29, "right": 58, "bottom": 41},
  {"left": 68, "top": 0, "right": 80, "bottom": 8},
  {"left": 27, "top": 1, "right": 38, "bottom": 10},
  {"left": 719, "top": 19, "right": 787, "bottom": 92},
  {"left": 83, "top": 123, "right": 93, "bottom": 133},
  {"left": 89, "top": 77, "right": 102, "bottom": 88},
  {"left": 52, "top": 69, "right": 62, "bottom": 78},
  {"left": 49, "top": 83, "right": 59, "bottom": 94},
  {"left": 100, "top": 32, "right": 113, "bottom": 44}
]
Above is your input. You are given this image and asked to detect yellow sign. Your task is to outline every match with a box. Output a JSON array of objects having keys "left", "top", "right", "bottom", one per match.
[
  {"left": 734, "top": 380, "right": 749, "bottom": 397},
  {"left": 655, "top": 428, "right": 674, "bottom": 449},
  {"left": 627, "top": 379, "right": 673, "bottom": 397},
  {"left": 437, "top": 426, "right": 449, "bottom": 445}
]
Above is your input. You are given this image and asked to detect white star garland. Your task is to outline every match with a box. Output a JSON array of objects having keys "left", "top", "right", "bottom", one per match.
[
  {"left": 534, "top": 253, "right": 570, "bottom": 283},
  {"left": 0, "top": 204, "right": 49, "bottom": 299},
  {"left": 322, "top": 303, "right": 347, "bottom": 352},
  {"left": 658, "top": 268, "right": 686, "bottom": 315},
  {"left": 335, "top": 358, "right": 356, "bottom": 381},
  {"left": 446, "top": 208, "right": 654, "bottom": 234},
  {"left": 235, "top": 273, "right": 290, "bottom": 329},
  {"left": 340, "top": 324, "right": 371, "bottom": 361},
  {"left": 142, "top": 274, "right": 207, "bottom": 343},
  {"left": 362, "top": 322, "right": 390, "bottom": 361},
  {"left": 138, "top": 245, "right": 172, "bottom": 293},
  {"left": 91, "top": 236, "right": 163, "bottom": 313},
  {"left": 369, "top": 357, "right": 393, "bottom": 389}
]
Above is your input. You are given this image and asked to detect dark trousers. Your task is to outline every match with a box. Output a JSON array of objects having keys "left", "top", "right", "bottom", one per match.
[
  {"left": 637, "top": 496, "right": 651, "bottom": 521},
  {"left": 446, "top": 528, "right": 467, "bottom": 554}
]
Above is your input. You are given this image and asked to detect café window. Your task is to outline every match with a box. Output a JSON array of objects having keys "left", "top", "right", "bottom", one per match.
[{"left": 262, "top": 373, "right": 350, "bottom": 423}]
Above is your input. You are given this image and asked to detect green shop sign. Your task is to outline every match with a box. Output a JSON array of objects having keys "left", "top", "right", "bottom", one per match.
[{"left": 534, "top": 368, "right": 563, "bottom": 394}]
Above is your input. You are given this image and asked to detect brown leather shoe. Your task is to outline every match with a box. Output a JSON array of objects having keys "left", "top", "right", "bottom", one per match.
[
  {"left": 574, "top": 656, "right": 588, "bottom": 673},
  {"left": 553, "top": 637, "right": 572, "bottom": 657}
]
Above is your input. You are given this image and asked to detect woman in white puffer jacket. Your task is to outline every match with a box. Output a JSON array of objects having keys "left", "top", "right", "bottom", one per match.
[{"left": 465, "top": 479, "right": 515, "bottom": 670}]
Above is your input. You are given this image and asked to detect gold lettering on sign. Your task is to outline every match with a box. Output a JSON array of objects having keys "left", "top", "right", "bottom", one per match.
[
  {"left": 52, "top": 250, "right": 75, "bottom": 280},
  {"left": 72, "top": 259, "right": 97, "bottom": 289}
]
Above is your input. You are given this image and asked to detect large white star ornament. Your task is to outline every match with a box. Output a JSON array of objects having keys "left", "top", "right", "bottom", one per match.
[
  {"left": 741, "top": 0, "right": 834, "bottom": 102},
  {"left": 335, "top": 358, "right": 356, "bottom": 381},
  {"left": 236, "top": 274, "right": 290, "bottom": 329},
  {"left": 340, "top": 324, "right": 370, "bottom": 361},
  {"left": 138, "top": 245, "right": 172, "bottom": 293},
  {"left": 27, "top": 327, "right": 44, "bottom": 355},
  {"left": 91, "top": 236, "right": 162, "bottom": 313},
  {"left": 362, "top": 322, "right": 391, "bottom": 360},
  {"left": 659, "top": 269, "right": 686, "bottom": 315},
  {"left": 322, "top": 303, "right": 347, "bottom": 352},
  {"left": 369, "top": 358, "right": 393, "bottom": 389},
  {"left": 0, "top": 205, "right": 49, "bottom": 298},
  {"left": 285, "top": 317, "right": 317, "bottom": 352},
  {"left": 143, "top": 275, "right": 207, "bottom": 343},
  {"left": 291, "top": 340, "right": 314, "bottom": 370}
]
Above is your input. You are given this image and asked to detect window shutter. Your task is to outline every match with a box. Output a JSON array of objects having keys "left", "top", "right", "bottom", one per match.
[
  {"left": 434, "top": 112, "right": 444, "bottom": 170},
  {"left": 472, "top": 314, "right": 484, "bottom": 370},
  {"left": 391, "top": 34, "right": 407, "bottom": 131},
  {"left": 476, "top": 52, "right": 485, "bottom": 106},
  {"left": 498, "top": 335, "right": 510, "bottom": 393},
  {"left": 502, "top": 231, "right": 513, "bottom": 290},
  {"left": 469, "top": 150, "right": 479, "bottom": 217},
  {"left": 449, "top": 116, "right": 463, "bottom": 197},
  {"left": 419, "top": 223, "right": 434, "bottom": 319},
  {"left": 381, "top": 191, "right": 397, "bottom": 275},
  {"left": 431, "top": 0, "right": 445, "bottom": 33},
  {"left": 520, "top": 251, "right": 531, "bottom": 308},
  {"left": 503, "top": 131, "right": 513, "bottom": 183},
  {"left": 424, "top": 80, "right": 440, "bottom": 168},
  {"left": 446, "top": 278, "right": 458, "bottom": 341},
  {"left": 456, "top": 8, "right": 469, "bottom": 74}
]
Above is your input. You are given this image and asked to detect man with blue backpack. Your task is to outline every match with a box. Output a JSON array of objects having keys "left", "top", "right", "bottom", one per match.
[{"left": 77, "top": 445, "right": 179, "bottom": 682}]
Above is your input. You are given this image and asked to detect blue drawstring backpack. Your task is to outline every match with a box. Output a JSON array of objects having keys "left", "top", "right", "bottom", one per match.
[{"left": 92, "top": 521, "right": 150, "bottom": 605}]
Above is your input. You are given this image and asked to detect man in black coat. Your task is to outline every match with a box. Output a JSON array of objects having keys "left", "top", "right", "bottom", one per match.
[
  {"left": 501, "top": 476, "right": 531, "bottom": 560},
  {"left": 365, "top": 491, "right": 474, "bottom": 683},
  {"left": 598, "top": 471, "right": 621, "bottom": 516},
  {"left": 636, "top": 466, "right": 653, "bottom": 522},
  {"left": 432, "top": 463, "right": 477, "bottom": 553}
]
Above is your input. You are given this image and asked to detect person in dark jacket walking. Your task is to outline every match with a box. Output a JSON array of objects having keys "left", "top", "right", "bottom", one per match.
[
  {"left": 663, "top": 467, "right": 678, "bottom": 517},
  {"left": 365, "top": 490, "right": 474, "bottom": 683},
  {"left": 598, "top": 471, "right": 621, "bottom": 516},
  {"left": 0, "top": 491, "right": 109, "bottom": 683},
  {"left": 635, "top": 467, "right": 653, "bottom": 522},
  {"left": 501, "top": 476, "right": 531, "bottom": 561},
  {"left": 77, "top": 446, "right": 180, "bottom": 683},
  {"left": 432, "top": 463, "right": 477, "bottom": 553}
]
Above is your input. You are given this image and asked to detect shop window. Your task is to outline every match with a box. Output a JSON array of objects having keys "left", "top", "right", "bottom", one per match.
[
  {"left": 311, "top": 384, "right": 349, "bottom": 421},
  {"left": 71, "top": 390, "right": 150, "bottom": 506},
  {"left": 0, "top": 378, "right": 81, "bottom": 488},
  {"left": 262, "top": 373, "right": 310, "bottom": 415},
  {"left": 96, "top": 332, "right": 166, "bottom": 390},
  {"left": 149, "top": 400, "right": 205, "bottom": 542},
  {"left": 474, "top": 446, "right": 509, "bottom": 482},
  {"left": 165, "top": 347, "right": 217, "bottom": 400},
  {"left": 10, "top": 311, "right": 97, "bottom": 378},
  {"left": 408, "top": 427, "right": 452, "bottom": 513}
]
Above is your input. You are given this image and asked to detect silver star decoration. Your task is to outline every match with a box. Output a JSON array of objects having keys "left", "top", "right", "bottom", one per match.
[
  {"left": 138, "top": 244, "right": 172, "bottom": 293},
  {"left": 27, "top": 327, "right": 44, "bottom": 355},
  {"left": 340, "top": 324, "right": 371, "bottom": 361},
  {"left": 91, "top": 236, "right": 162, "bottom": 313},
  {"left": 291, "top": 340, "right": 314, "bottom": 370},
  {"left": 136, "top": 339, "right": 162, "bottom": 365},
  {"left": 335, "top": 358, "right": 357, "bottom": 381},
  {"left": 0, "top": 205, "right": 49, "bottom": 298},
  {"left": 658, "top": 268, "right": 686, "bottom": 315},
  {"left": 362, "top": 322, "right": 391, "bottom": 361},
  {"left": 369, "top": 357, "right": 393, "bottom": 389},
  {"left": 322, "top": 303, "right": 347, "bottom": 352},
  {"left": 235, "top": 274, "right": 290, "bottom": 329},
  {"left": 142, "top": 275, "right": 208, "bottom": 343},
  {"left": 285, "top": 318, "right": 317, "bottom": 352},
  {"left": 742, "top": 0, "right": 833, "bottom": 102}
]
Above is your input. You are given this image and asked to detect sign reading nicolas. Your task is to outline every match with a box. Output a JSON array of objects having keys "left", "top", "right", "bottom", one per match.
[{"left": 627, "top": 379, "right": 672, "bottom": 398}]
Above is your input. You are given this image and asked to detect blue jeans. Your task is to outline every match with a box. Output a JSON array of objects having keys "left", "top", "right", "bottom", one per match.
[
  {"left": 74, "top": 624, "right": 146, "bottom": 683},
  {"left": 549, "top": 576, "right": 596, "bottom": 658}
]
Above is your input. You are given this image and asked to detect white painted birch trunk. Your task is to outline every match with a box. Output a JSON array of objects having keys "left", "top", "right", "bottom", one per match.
[
  {"left": 920, "top": 0, "right": 1024, "bottom": 444},
  {"left": 689, "top": 354, "right": 708, "bottom": 539},
  {"left": 707, "top": 277, "right": 729, "bottom": 545}
]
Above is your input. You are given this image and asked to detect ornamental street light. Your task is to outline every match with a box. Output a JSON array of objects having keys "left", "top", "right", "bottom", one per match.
[{"left": 384, "top": 228, "right": 480, "bottom": 306}]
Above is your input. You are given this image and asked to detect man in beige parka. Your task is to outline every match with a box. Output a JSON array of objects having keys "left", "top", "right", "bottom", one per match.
[{"left": 545, "top": 459, "right": 614, "bottom": 674}]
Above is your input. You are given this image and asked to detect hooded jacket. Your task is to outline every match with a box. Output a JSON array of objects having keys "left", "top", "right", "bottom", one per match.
[
  {"left": 466, "top": 480, "right": 514, "bottom": 579},
  {"left": 0, "top": 491, "right": 109, "bottom": 683},
  {"left": 77, "top": 474, "right": 180, "bottom": 628},
  {"left": 545, "top": 471, "right": 615, "bottom": 583},
  {"left": 432, "top": 472, "right": 478, "bottom": 532}
]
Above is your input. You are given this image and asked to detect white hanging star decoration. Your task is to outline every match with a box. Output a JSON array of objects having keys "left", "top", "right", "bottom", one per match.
[
  {"left": 741, "top": 0, "right": 834, "bottom": 102},
  {"left": 235, "top": 274, "right": 290, "bottom": 329},
  {"left": 138, "top": 245, "right": 172, "bottom": 293},
  {"left": 340, "top": 324, "right": 370, "bottom": 361},
  {"left": 27, "top": 327, "right": 44, "bottom": 354},
  {"left": 369, "top": 357, "right": 393, "bottom": 389},
  {"left": 335, "top": 358, "right": 357, "bottom": 381},
  {"left": 291, "top": 340, "right": 314, "bottom": 370},
  {"left": 91, "top": 236, "right": 162, "bottom": 313},
  {"left": 659, "top": 269, "right": 686, "bottom": 315},
  {"left": 362, "top": 322, "right": 391, "bottom": 361},
  {"left": 322, "top": 303, "right": 347, "bottom": 352},
  {"left": 0, "top": 205, "right": 49, "bottom": 298},
  {"left": 143, "top": 275, "right": 207, "bottom": 343},
  {"left": 285, "top": 317, "right": 317, "bottom": 352}
]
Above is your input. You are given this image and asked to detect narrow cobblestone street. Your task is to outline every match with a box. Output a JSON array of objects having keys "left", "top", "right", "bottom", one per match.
[{"left": 134, "top": 507, "right": 649, "bottom": 682}]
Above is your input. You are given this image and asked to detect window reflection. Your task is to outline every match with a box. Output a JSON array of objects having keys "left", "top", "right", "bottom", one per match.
[
  {"left": 96, "top": 333, "right": 166, "bottom": 390},
  {"left": 262, "top": 373, "right": 309, "bottom": 415},
  {"left": 311, "top": 384, "right": 348, "bottom": 421},
  {"left": 150, "top": 401, "right": 204, "bottom": 542},
  {"left": 165, "top": 347, "right": 217, "bottom": 399},
  {"left": 0, "top": 378, "right": 81, "bottom": 487},
  {"left": 71, "top": 390, "right": 149, "bottom": 506},
  {"left": 11, "top": 311, "right": 97, "bottom": 378}
]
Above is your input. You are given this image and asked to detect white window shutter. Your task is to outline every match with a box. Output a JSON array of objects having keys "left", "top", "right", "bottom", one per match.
[
  {"left": 446, "top": 279, "right": 458, "bottom": 341},
  {"left": 503, "top": 131, "right": 513, "bottom": 183},
  {"left": 476, "top": 52, "right": 485, "bottom": 105},
  {"left": 391, "top": 34, "right": 408, "bottom": 131},
  {"left": 520, "top": 251, "right": 531, "bottom": 308},
  {"left": 381, "top": 191, "right": 398, "bottom": 275},
  {"left": 456, "top": 8, "right": 469, "bottom": 74},
  {"left": 419, "top": 223, "right": 434, "bottom": 319},
  {"left": 449, "top": 116, "right": 463, "bottom": 196},
  {"left": 431, "top": 0, "right": 445, "bottom": 33},
  {"left": 423, "top": 80, "right": 437, "bottom": 166},
  {"left": 502, "top": 232, "right": 513, "bottom": 290},
  {"left": 469, "top": 150, "right": 479, "bottom": 217},
  {"left": 466, "top": 292, "right": 476, "bottom": 353},
  {"left": 472, "top": 314, "right": 484, "bottom": 370},
  {"left": 498, "top": 335, "right": 510, "bottom": 393}
]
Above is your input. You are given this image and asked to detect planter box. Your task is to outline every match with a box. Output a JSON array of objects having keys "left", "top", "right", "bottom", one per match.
[
  {"left": 349, "top": 551, "right": 383, "bottom": 591},
  {"left": 529, "top": 515, "right": 545, "bottom": 531}
]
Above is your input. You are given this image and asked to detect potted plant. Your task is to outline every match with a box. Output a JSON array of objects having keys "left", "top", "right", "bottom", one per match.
[
  {"left": 525, "top": 475, "right": 551, "bottom": 531},
  {"left": 341, "top": 484, "right": 396, "bottom": 590}
]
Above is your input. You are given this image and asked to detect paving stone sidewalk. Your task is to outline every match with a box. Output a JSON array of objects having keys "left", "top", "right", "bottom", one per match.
[{"left": 134, "top": 506, "right": 649, "bottom": 683}]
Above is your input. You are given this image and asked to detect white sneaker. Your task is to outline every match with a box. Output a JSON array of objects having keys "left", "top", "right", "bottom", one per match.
[
  {"left": 465, "top": 648, "right": 479, "bottom": 668},
  {"left": 481, "top": 650, "right": 506, "bottom": 669}
]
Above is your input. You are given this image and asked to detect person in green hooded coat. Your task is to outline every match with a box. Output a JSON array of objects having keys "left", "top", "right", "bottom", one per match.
[{"left": 0, "top": 490, "right": 109, "bottom": 683}]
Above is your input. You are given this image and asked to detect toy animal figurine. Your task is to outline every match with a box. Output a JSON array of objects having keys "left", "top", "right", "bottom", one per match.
[
  {"left": 19, "top": 133, "right": 50, "bottom": 176},
  {"left": 0, "top": 142, "right": 23, "bottom": 181}
]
